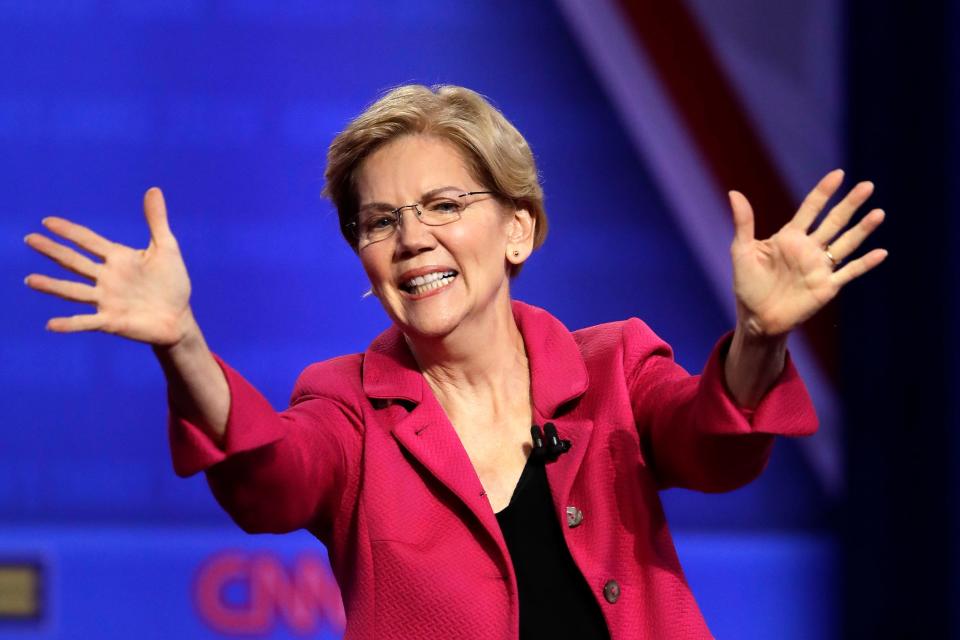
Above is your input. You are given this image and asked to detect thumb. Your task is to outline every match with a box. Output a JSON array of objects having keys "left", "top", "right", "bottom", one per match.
[
  {"left": 728, "top": 190, "right": 755, "bottom": 245},
  {"left": 143, "top": 187, "right": 175, "bottom": 246}
]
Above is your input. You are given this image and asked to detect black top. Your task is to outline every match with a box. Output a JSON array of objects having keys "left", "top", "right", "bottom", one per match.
[{"left": 495, "top": 455, "right": 610, "bottom": 639}]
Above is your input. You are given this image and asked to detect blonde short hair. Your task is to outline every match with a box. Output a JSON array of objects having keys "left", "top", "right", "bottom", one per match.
[{"left": 322, "top": 84, "right": 547, "bottom": 277}]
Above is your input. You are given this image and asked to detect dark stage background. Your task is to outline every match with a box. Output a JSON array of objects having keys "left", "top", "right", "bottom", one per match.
[{"left": 4, "top": 1, "right": 957, "bottom": 638}]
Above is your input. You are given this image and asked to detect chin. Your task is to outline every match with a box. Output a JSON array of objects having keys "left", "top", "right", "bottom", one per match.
[
  {"left": 394, "top": 305, "right": 466, "bottom": 340},
  {"left": 378, "top": 278, "right": 502, "bottom": 340}
]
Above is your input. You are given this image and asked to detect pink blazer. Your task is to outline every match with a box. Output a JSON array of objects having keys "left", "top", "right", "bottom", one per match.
[{"left": 169, "top": 300, "right": 817, "bottom": 639}]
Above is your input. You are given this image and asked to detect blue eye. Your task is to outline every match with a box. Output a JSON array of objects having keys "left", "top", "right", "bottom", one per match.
[
  {"left": 364, "top": 216, "right": 395, "bottom": 231},
  {"left": 427, "top": 199, "right": 463, "bottom": 214}
]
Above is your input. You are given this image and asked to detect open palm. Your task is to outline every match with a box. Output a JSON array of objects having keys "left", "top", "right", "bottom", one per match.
[
  {"left": 730, "top": 169, "right": 888, "bottom": 336},
  {"left": 25, "top": 188, "right": 193, "bottom": 345}
]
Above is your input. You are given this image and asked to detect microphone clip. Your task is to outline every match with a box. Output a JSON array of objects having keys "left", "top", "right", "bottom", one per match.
[{"left": 530, "top": 422, "right": 571, "bottom": 462}]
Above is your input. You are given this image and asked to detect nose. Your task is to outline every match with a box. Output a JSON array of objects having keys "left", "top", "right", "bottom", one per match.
[{"left": 393, "top": 205, "right": 436, "bottom": 257}]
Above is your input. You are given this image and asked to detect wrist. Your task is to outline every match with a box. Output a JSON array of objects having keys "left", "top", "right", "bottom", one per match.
[
  {"left": 725, "top": 325, "right": 788, "bottom": 410},
  {"left": 154, "top": 307, "right": 205, "bottom": 357},
  {"left": 733, "top": 298, "right": 792, "bottom": 342},
  {"left": 732, "top": 321, "right": 789, "bottom": 351}
]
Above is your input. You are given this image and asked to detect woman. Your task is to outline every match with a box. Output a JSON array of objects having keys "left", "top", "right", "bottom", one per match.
[{"left": 24, "top": 85, "right": 887, "bottom": 639}]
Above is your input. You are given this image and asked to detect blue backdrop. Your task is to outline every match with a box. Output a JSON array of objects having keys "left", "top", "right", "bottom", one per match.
[{"left": 7, "top": 1, "right": 949, "bottom": 638}]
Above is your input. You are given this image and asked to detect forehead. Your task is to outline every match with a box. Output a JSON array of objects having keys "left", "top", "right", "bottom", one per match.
[{"left": 355, "top": 134, "right": 476, "bottom": 203}]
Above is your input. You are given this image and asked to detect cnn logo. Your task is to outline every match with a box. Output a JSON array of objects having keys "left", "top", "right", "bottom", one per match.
[{"left": 194, "top": 551, "right": 345, "bottom": 636}]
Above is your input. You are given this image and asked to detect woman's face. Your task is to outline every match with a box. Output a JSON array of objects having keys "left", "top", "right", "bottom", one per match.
[{"left": 354, "top": 134, "right": 529, "bottom": 340}]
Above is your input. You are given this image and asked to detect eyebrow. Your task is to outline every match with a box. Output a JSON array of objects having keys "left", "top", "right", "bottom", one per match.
[{"left": 358, "top": 185, "right": 466, "bottom": 213}]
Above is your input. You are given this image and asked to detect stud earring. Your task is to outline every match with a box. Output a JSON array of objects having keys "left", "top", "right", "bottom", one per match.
[{"left": 512, "top": 250, "right": 520, "bottom": 257}]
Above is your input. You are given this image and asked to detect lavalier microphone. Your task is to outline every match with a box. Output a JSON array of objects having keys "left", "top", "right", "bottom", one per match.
[{"left": 530, "top": 422, "right": 571, "bottom": 461}]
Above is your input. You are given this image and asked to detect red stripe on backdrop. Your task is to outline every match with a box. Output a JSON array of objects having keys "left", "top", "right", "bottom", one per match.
[{"left": 613, "top": 0, "right": 838, "bottom": 374}]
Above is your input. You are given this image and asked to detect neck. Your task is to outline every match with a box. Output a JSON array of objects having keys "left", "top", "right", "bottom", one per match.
[{"left": 404, "top": 288, "right": 529, "bottom": 416}]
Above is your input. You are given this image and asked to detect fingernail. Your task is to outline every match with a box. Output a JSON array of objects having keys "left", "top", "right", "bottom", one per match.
[{"left": 23, "top": 276, "right": 30, "bottom": 286}]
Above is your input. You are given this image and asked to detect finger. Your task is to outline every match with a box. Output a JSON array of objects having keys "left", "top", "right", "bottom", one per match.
[
  {"left": 24, "top": 232, "right": 101, "bottom": 280},
  {"left": 826, "top": 209, "right": 885, "bottom": 261},
  {"left": 811, "top": 181, "right": 875, "bottom": 245},
  {"left": 41, "top": 216, "right": 115, "bottom": 259},
  {"left": 24, "top": 273, "right": 98, "bottom": 303},
  {"left": 789, "top": 169, "right": 845, "bottom": 231},
  {"left": 46, "top": 314, "right": 104, "bottom": 333},
  {"left": 728, "top": 191, "right": 755, "bottom": 245},
  {"left": 831, "top": 248, "right": 889, "bottom": 287},
  {"left": 143, "top": 187, "right": 175, "bottom": 246}
]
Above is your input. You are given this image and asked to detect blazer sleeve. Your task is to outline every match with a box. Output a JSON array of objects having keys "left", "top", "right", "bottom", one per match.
[
  {"left": 167, "top": 354, "right": 362, "bottom": 535},
  {"left": 622, "top": 318, "right": 818, "bottom": 492}
]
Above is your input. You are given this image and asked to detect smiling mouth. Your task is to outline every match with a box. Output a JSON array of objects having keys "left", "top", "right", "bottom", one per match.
[{"left": 400, "top": 270, "right": 458, "bottom": 296}]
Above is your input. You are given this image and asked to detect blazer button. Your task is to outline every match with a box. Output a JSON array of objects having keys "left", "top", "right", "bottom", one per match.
[
  {"left": 565, "top": 506, "right": 583, "bottom": 528},
  {"left": 603, "top": 580, "right": 621, "bottom": 604}
]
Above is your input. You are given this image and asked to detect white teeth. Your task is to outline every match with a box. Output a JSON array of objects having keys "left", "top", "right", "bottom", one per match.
[
  {"left": 402, "top": 271, "right": 455, "bottom": 289},
  {"left": 403, "top": 272, "right": 457, "bottom": 296}
]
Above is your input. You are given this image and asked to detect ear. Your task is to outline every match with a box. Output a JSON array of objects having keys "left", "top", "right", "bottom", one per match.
[{"left": 505, "top": 207, "right": 535, "bottom": 266}]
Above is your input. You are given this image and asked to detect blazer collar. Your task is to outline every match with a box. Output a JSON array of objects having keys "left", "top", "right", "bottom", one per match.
[
  {"left": 361, "top": 300, "right": 589, "bottom": 418},
  {"left": 361, "top": 321, "right": 424, "bottom": 405}
]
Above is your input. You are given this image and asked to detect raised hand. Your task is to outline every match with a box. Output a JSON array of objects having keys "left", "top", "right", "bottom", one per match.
[
  {"left": 728, "top": 169, "right": 888, "bottom": 337},
  {"left": 25, "top": 188, "right": 194, "bottom": 346}
]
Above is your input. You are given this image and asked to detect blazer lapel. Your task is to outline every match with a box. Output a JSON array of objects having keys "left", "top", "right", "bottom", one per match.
[
  {"left": 513, "top": 301, "right": 594, "bottom": 512},
  {"left": 363, "top": 324, "right": 506, "bottom": 547},
  {"left": 390, "top": 400, "right": 505, "bottom": 545},
  {"left": 541, "top": 415, "right": 595, "bottom": 518}
]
